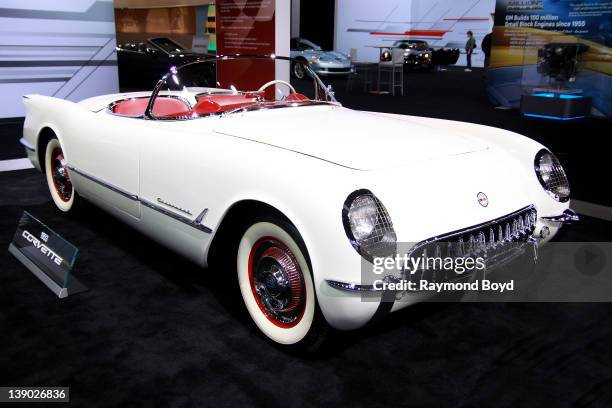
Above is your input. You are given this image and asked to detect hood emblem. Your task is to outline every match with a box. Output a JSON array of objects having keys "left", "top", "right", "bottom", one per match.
[{"left": 477, "top": 192, "right": 489, "bottom": 207}]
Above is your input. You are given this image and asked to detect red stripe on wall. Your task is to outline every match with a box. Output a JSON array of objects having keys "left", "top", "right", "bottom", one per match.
[
  {"left": 369, "top": 30, "right": 449, "bottom": 37},
  {"left": 443, "top": 18, "right": 489, "bottom": 21}
]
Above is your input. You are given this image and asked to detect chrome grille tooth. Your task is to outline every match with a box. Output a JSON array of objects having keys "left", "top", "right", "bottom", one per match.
[
  {"left": 505, "top": 223, "right": 511, "bottom": 242},
  {"left": 489, "top": 228, "right": 496, "bottom": 249},
  {"left": 434, "top": 244, "right": 442, "bottom": 261},
  {"left": 498, "top": 225, "right": 504, "bottom": 243},
  {"left": 467, "top": 235, "right": 475, "bottom": 255},
  {"left": 478, "top": 231, "right": 486, "bottom": 253},
  {"left": 517, "top": 216, "right": 524, "bottom": 235},
  {"left": 512, "top": 218, "right": 519, "bottom": 239},
  {"left": 524, "top": 213, "right": 531, "bottom": 230},
  {"left": 457, "top": 238, "right": 465, "bottom": 257}
]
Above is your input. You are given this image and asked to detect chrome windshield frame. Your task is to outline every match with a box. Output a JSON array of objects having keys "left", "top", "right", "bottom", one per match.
[{"left": 145, "top": 54, "right": 339, "bottom": 120}]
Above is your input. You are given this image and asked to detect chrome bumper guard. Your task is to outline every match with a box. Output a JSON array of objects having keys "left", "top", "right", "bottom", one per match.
[{"left": 541, "top": 209, "right": 580, "bottom": 223}]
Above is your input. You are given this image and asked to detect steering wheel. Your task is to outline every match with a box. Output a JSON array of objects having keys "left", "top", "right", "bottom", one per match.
[{"left": 257, "top": 80, "right": 296, "bottom": 100}]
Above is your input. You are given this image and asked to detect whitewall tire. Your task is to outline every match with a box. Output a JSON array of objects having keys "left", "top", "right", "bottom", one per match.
[
  {"left": 44, "top": 137, "right": 76, "bottom": 212},
  {"left": 237, "top": 221, "right": 317, "bottom": 345}
]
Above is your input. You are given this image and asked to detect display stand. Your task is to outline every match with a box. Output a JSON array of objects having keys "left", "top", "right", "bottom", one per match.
[
  {"left": 518, "top": 34, "right": 592, "bottom": 120},
  {"left": 8, "top": 211, "right": 86, "bottom": 298}
]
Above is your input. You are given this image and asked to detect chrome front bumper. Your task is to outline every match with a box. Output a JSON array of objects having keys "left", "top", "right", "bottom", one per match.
[{"left": 326, "top": 206, "right": 579, "bottom": 293}]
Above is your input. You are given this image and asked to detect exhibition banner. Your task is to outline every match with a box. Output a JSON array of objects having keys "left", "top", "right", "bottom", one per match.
[
  {"left": 216, "top": 0, "right": 276, "bottom": 94},
  {"left": 488, "top": 0, "right": 612, "bottom": 117}
]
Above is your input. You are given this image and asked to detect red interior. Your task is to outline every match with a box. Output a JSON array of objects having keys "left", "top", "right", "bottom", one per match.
[
  {"left": 112, "top": 97, "right": 191, "bottom": 117},
  {"left": 111, "top": 93, "right": 310, "bottom": 118},
  {"left": 285, "top": 93, "right": 309, "bottom": 102}
]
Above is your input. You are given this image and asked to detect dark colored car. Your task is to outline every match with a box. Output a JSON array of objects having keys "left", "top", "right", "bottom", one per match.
[
  {"left": 381, "top": 40, "right": 460, "bottom": 71},
  {"left": 116, "top": 37, "right": 206, "bottom": 90}
]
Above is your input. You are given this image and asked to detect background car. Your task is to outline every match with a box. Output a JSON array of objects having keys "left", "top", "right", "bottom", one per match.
[
  {"left": 290, "top": 38, "right": 354, "bottom": 79},
  {"left": 381, "top": 40, "right": 460, "bottom": 71},
  {"left": 116, "top": 37, "right": 207, "bottom": 90}
]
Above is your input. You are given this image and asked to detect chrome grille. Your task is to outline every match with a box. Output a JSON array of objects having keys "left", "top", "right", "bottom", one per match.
[{"left": 407, "top": 206, "right": 537, "bottom": 284}]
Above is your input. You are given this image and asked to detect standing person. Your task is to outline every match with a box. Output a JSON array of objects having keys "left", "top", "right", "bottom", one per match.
[
  {"left": 482, "top": 32, "right": 492, "bottom": 69},
  {"left": 465, "top": 30, "right": 476, "bottom": 72}
]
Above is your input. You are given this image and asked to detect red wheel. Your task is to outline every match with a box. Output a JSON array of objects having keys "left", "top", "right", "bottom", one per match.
[
  {"left": 237, "top": 220, "right": 326, "bottom": 346},
  {"left": 248, "top": 236, "right": 306, "bottom": 328}
]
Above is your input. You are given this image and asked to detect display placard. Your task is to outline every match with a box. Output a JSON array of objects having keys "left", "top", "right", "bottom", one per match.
[{"left": 8, "top": 211, "right": 85, "bottom": 298}]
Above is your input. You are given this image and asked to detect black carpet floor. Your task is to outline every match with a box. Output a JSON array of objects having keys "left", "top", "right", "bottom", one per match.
[
  {"left": 1, "top": 169, "right": 612, "bottom": 407},
  {"left": 1, "top": 68, "right": 612, "bottom": 407}
]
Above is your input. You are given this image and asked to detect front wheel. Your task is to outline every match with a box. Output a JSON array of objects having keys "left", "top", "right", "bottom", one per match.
[{"left": 237, "top": 219, "right": 327, "bottom": 348}]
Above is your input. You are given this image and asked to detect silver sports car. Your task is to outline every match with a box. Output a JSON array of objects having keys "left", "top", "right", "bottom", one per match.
[{"left": 290, "top": 38, "right": 354, "bottom": 79}]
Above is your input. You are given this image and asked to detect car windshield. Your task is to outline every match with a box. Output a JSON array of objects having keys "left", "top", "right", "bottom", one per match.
[
  {"left": 395, "top": 40, "right": 428, "bottom": 50},
  {"left": 147, "top": 55, "right": 337, "bottom": 120},
  {"left": 300, "top": 39, "right": 322, "bottom": 51},
  {"left": 150, "top": 37, "right": 186, "bottom": 53}
]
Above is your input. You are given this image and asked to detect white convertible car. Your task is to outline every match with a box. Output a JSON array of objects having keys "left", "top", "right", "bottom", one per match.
[{"left": 20, "top": 56, "right": 577, "bottom": 348}]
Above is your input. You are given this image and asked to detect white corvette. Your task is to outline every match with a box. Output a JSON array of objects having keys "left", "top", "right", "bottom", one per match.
[{"left": 20, "top": 56, "right": 577, "bottom": 348}]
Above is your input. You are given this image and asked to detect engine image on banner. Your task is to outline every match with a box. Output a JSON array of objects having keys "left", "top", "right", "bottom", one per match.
[
  {"left": 334, "top": 0, "right": 496, "bottom": 67},
  {"left": 216, "top": 0, "right": 289, "bottom": 97},
  {"left": 488, "top": 0, "right": 612, "bottom": 117}
]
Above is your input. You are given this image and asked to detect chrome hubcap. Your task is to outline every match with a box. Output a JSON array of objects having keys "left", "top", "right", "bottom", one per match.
[
  {"left": 50, "top": 147, "right": 72, "bottom": 202},
  {"left": 250, "top": 239, "right": 305, "bottom": 327},
  {"left": 294, "top": 63, "right": 305, "bottom": 78}
]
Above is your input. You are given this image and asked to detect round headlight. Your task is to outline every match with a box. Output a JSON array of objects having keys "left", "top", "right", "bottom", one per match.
[
  {"left": 342, "top": 190, "right": 397, "bottom": 261},
  {"left": 534, "top": 149, "right": 570, "bottom": 202}
]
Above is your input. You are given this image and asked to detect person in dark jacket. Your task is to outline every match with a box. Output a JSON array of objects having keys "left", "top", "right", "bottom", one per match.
[
  {"left": 482, "top": 32, "right": 492, "bottom": 68},
  {"left": 465, "top": 30, "right": 476, "bottom": 71}
]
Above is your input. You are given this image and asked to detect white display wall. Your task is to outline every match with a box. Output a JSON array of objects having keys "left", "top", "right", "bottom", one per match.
[
  {"left": 334, "top": 0, "right": 495, "bottom": 67},
  {"left": 0, "top": 0, "right": 119, "bottom": 118}
]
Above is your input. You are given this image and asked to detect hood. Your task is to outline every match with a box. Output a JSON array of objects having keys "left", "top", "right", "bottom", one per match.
[
  {"left": 301, "top": 50, "right": 349, "bottom": 61},
  {"left": 213, "top": 106, "right": 489, "bottom": 170}
]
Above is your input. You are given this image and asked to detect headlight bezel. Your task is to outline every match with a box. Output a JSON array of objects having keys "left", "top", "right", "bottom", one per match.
[
  {"left": 534, "top": 149, "right": 570, "bottom": 202},
  {"left": 342, "top": 189, "right": 397, "bottom": 262}
]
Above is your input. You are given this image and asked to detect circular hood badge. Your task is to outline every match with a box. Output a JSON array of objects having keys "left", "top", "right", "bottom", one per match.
[{"left": 477, "top": 192, "right": 489, "bottom": 207}]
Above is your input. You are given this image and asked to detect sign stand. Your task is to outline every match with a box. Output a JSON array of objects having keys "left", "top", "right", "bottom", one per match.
[{"left": 8, "top": 211, "right": 86, "bottom": 299}]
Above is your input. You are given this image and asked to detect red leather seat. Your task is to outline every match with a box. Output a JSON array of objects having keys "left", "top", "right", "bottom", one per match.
[
  {"left": 112, "top": 97, "right": 191, "bottom": 117},
  {"left": 285, "top": 93, "right": 309, "bottom": 102}
]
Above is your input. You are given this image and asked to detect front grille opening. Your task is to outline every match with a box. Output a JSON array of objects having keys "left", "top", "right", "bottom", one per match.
[{"left": 406, "top": 206, "right": 537, "bottom": 285}]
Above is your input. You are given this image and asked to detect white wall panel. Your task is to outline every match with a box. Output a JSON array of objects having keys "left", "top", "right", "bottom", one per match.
[{"left": 0, "top": 0, "right": 119, "bottom": 118}]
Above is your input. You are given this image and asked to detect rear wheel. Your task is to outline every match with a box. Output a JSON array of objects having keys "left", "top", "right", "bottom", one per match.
[
  {"left": 293, "top": 60, "right": 307, "bottom": 79},
  {"left": 44, "top": 137, "right": 79, "bottom": 212},
  {"left": 237, "top": 219, "right": 327, "bottom": 348}
]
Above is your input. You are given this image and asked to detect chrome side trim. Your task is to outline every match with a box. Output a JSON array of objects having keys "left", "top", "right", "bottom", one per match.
[
  {"left": 66, "top": 165, "right": 138, "bottom": 200},
  {"left": 19, "top": 137, "right": 35, "bottom": 152},
  {"left": 65, "top": 164, "right": 212, "bottom": 234},
  {"left": 542, "top": 209, "right": 580, "bottom": 223}
]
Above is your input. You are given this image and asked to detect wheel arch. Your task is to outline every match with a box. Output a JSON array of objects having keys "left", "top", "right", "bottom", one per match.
[
  {"left": 36, "top": 126, "right": 61, "bottom": 174},
  {"left": 207, "top": 199, "right": 313, "bottom": 272}
]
